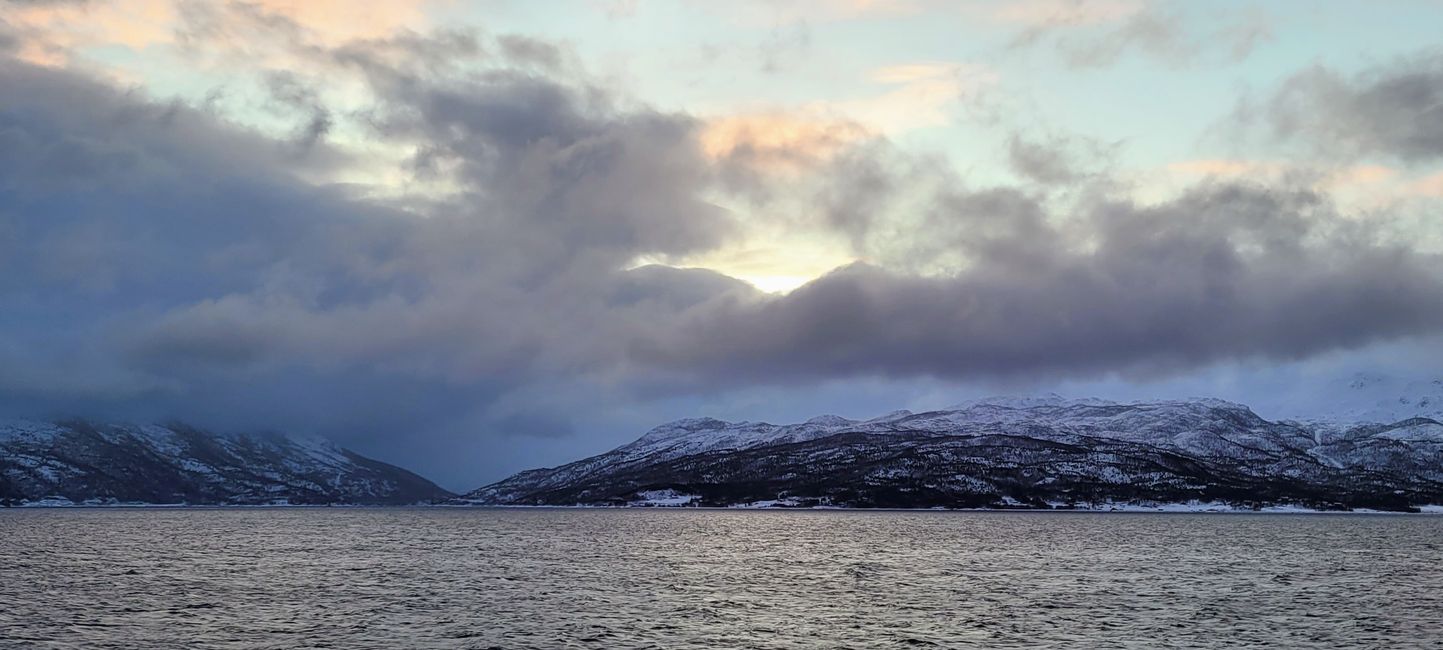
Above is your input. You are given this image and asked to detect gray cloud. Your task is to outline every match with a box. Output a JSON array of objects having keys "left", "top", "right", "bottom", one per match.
[
  {"left": 1007, "top": 135, "right": 1078, "bottom": 184},
  {"left": 0, "top": 22, "right": 16, "bottom": 55},
  {"left": 636, "top": 182, "right": 1443, "bottom": 383},
  {"left": 1250, "top": 54, "right": 1443, "bottom": 163},
  {"left": 814, "top": 140, "right": 908, "bottom": 249},
  {"left": 263, "top": 70, "right": 332, "bottom": 151},
  {"left": 1012, "top": 6, "right": 1272, "bottom": 69},
  {"left": 496, "top": 34, "right": 566, "bottom": 71},
  {"left": 3, "top": 32, "right": 1442, "bottom": 488},
  {"left": 0, "top": 41, "right": 748, "bottom": 488}
]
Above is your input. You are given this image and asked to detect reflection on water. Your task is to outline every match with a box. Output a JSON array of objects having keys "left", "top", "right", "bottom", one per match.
[{"left": 2, "top": 508, "right": 1441, "bottom": 648}]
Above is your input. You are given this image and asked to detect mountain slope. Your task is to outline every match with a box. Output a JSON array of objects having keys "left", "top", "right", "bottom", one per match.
[
  {"left": 462, "top": 398, "right": 1443, "bottom": 511},
  {"left": 1270, "top": 374, "right": 1443, "bottom": 424},
  {"left": 0, "top": 420, "right": 453, "bottom": 506}
]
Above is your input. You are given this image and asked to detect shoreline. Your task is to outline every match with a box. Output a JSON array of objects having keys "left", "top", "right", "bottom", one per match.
[{"left": 6, "top": 502, "right": 1443, "bottom": 515}]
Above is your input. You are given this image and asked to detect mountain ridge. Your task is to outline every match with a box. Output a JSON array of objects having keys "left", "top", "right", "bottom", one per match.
[
  {"left": 461, "top": 396, "right": 1443, "bottom": 512},
  {"left": 0, "top": 419, "right": 453, "bottom": 506}
]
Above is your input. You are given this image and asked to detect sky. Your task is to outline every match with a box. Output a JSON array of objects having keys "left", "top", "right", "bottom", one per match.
[{"left": 2, "top": 0, "right": 1443, "bottom": 491}]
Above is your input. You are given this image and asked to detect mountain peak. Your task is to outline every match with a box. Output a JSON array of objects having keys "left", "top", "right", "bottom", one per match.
[{"left": 804, "top": 414, "right": 855, "bottom": 427}]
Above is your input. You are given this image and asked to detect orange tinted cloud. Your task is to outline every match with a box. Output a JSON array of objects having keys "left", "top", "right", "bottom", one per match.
[
  {"left": 1320, "top": 164, "right": 1396, "bottom": 190},
  {"left": 4, "top": 0, "right": 175, "bottom": 65},
  {"left": 1407, "top": 172, "right": 1443, "bottom": 198},
  {"left": 700, "top": 112, "right": 870, "bottom": 174},
  {"left": 1166, "top": 159, "right": 1280, "bottom": 177},
  {"left": 2, "top": 0, "right": 436, "bottom": 66},
  {"left": 247, "top": 0, "right": 432, "bottom": 45},
  {"left": 842, "top": 62, "right": 993, "bottom": 132}
]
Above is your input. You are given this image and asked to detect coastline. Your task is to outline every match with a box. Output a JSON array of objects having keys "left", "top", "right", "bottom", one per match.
[{"left": 8, "top": 501, "right": 1443, "bottom": 514}]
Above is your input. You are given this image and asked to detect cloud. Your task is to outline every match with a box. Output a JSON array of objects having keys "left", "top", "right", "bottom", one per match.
[
  {"left": 0, "top": 0, "right": 174, "bottom": 65},
  {"left": 994, "top": 0, "right": 1147, "bottom": 32},
  {"left": 3, "top": 25, "right": 1443, "bottom": 488},
  {"left": 0, "top": 41, "right": 757, "bottom": 483},
  {"left": 171, "top": 0, "right": 445, "bottom": 72},
  {"left": 1003, "top": 2, "right": 1272, "bottom": 69},
  {"left": 262, "top": 70, "right": 332, "bottom": 150},
  {"left": 1164, "top": 159, "right": 1404, "bottom": 192},
  {"left": 700, "top": 111, "right": 872, "bottom": 205},
  {"left": 1411, "top": 171, "right": 1443, "bottom": 198},
  {"left": 1160, "top": 159, "right": 1443, "bottom": 216},
  {"left": 1247, "top": 54, "right": 1443, "bottom": 164},
  {"left": 3, "top": 0, "right": 434, "bottom": 57},
  {"left": 825, "top": 62, "right": 994, "bottom": 134},
  {"left": 701, "top": 112, "right": 868, "bottom": 167},
  {"left": 638, "top": 182, "right": 1443, "bottom": 383},
  {"left": 243, "top": 0, "right": 431, "bottom": 45},
  {"left": 757, "top": 20, "right": 810, "bottom": 73},
  {"left": 1005, "top": 132, "right": 1114, "bottom": 185},
  {"left": 696, "top": 0, "right": 924, "bottom": 28},
  {"left": 495, "top": 34, "right": 567, "bottom": 71},
  {"left": 0, "top": 33, "right": 743, "bottom": 388}
]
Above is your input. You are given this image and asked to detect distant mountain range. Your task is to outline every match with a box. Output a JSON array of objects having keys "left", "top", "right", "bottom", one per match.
[
  {"left": 0, "top": 421, "right": 452, "bottom": 506},
  {"left": 8, "top": 378, "right": 1443, "bottom": 510},
  {"left": 460, "top": 395, "right": 1443, "bottom": 512}
]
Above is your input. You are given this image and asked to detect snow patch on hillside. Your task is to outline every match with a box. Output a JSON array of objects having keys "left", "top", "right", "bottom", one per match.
[{"left": 627, "top": 489, "right": 698, "bottom": 507}]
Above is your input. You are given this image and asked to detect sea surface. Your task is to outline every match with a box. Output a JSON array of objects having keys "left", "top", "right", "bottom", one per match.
[{"left": 2, "top": 508, "right": 1442, "bottom": 649}]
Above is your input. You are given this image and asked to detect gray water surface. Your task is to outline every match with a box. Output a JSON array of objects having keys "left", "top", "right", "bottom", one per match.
[{"left": 2, "top": 508, "right": 1441, "bottom": 649}]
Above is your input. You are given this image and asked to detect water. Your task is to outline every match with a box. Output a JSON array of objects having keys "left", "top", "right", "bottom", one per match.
[{"left": 2, "top": 509, "right": 1442, "bottom": 649}]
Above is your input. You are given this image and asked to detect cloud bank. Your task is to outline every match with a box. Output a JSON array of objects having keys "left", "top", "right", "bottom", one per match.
[{"left": 2, "top": 12, "right": 1442, "bottom": 485}]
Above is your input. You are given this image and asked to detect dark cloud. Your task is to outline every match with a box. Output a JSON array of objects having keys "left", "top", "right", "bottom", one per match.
[
  {"left": 263, "top": 70, "right": 332, "bottom": 150},
  {"left": 609, "top": 265, "right": 755, "bottom": 311},
  {"left": 1004, "top": 132, "right": 1121, "bottom": 189},
  {"left": 637, "top": 182, "right": 1443, "bottom": 383},
  {"left": 1006, "top": 134, "right": 1086, "bottom": 184},
  {"left": 345, "top": 53, "right": 735, "bottom": 265},
  {"left": 496, "top": 34, "right": 565, "bottom": 71},
  {"left": 0, "top": 22, "right": 16, "bottom": 54},
  {"left": 327, "top": 28, "right": 485, "bottom": 79},
  {"left": 2, "top": 32, "right": 1442, "bottom": 489},
  {"left": 0, "top": 43, "right": 745, "bottom": 486},
  {"left": 1250, "top": 54, "right": 1443, "bottom": 163},
  {"left": 812, "top": 139, "right": 946, "bottom": 254}
]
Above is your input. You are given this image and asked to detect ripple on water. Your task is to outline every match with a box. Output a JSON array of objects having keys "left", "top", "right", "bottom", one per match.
[{"left": 2, "top": 509, "right": 1443, "bottom": 649}]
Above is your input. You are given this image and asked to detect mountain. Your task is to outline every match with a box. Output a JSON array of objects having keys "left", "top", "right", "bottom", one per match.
[
  {"left": 1324, "top": 374, "right": 1443, "bottom": 424},
  {"left": 460, "top": 397, "right": 1443, "bottom": 512},
  {"left": 0, "top": 420, "right": 453, "bottom": 506}
]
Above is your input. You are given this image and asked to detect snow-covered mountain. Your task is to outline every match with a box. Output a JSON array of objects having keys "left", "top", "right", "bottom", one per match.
[
  {"left": 461, "top": 397, "right": 1443, "bottom": 511},
  {"left": 1324, "top": 375, "right": 1443, "bottom": 423},
  {"left": 0, "top": 421, "right": 453, "bottom": 506}
]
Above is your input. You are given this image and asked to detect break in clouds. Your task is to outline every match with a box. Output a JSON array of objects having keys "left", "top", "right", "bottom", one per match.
[{"left": 2, "top": 18, "right": 1442, "bottom": 482}]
